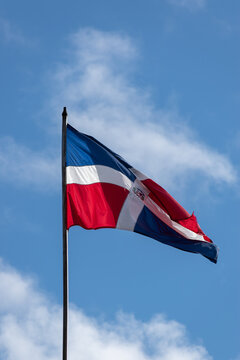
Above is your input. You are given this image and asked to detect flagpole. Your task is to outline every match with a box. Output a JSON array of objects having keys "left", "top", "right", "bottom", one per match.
[{"left": 62, "top": 107, "right": 68, "bottom": 360}]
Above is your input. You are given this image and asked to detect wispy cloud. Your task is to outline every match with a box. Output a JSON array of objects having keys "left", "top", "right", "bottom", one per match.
[
  {"left": 214, "top": 18, "right": 233, "bottom": 36},
  {"left": 0, "top": 18, "right": 28, "bottom": 45},
  {"left": 167, "top": 0, "right": 206, "bottom": 11},
  {"left": 50, "top": 28, "right": 236, "bottom": 190},
  {"left": 0, "top": 137, "right": 59, "bottom": 190},
  {"left": 0, "top": 28, "right": 236, "bottom": 192},
  {"left": 0, "top": 259, "right": 212, "bottom": 360}
]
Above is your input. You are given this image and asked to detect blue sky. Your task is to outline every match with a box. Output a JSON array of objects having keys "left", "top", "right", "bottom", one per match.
[{"left": 0, "top": 0, "right": 239, "bottom": 359}]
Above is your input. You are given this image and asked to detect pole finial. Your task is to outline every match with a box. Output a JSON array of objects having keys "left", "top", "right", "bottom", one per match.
[{"left": 62, "top": 107, "right": 68, "bottom": 117}]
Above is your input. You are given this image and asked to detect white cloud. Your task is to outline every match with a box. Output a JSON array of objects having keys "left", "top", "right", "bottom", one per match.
[
  {"left": 0, "top": 259, "right": 212, "bottom": 360},
  {"left": 0, "top": 18, "right": 27, "bottom": 45},
  {"left": 0, "top": 137, "right": 59, "bottom": 190},
  {"left": 0, "top": 28, "right": 236, "bottom": 192},
  {"left": 51, "top": 28, "right": 236, "bottom": 190},
  {"left": 167, "top": 0, "right": 206, "bottom": 11}
]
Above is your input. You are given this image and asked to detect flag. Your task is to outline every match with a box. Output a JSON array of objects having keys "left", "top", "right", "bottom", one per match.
[{"left": 66, "top": 124, "right": 218, "bottom": 263}]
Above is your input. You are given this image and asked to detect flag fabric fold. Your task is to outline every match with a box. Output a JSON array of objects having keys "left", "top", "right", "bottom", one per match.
[{"left": 66, "top": 123, "right": 218, "bottom": 263}]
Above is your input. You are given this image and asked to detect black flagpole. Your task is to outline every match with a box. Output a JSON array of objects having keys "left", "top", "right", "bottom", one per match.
[{"left": 62, "top": 107, "right": 68, "bottom": 360}]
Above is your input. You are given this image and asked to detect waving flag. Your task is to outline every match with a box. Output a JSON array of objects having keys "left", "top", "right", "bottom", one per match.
[{"left": 66, "top": 123, "right": 218, "bottom": 263}]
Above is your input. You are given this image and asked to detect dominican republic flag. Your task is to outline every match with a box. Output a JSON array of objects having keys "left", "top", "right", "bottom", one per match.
[{"left": 66, "top": 123, "right": 218, "bottom": 263}]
